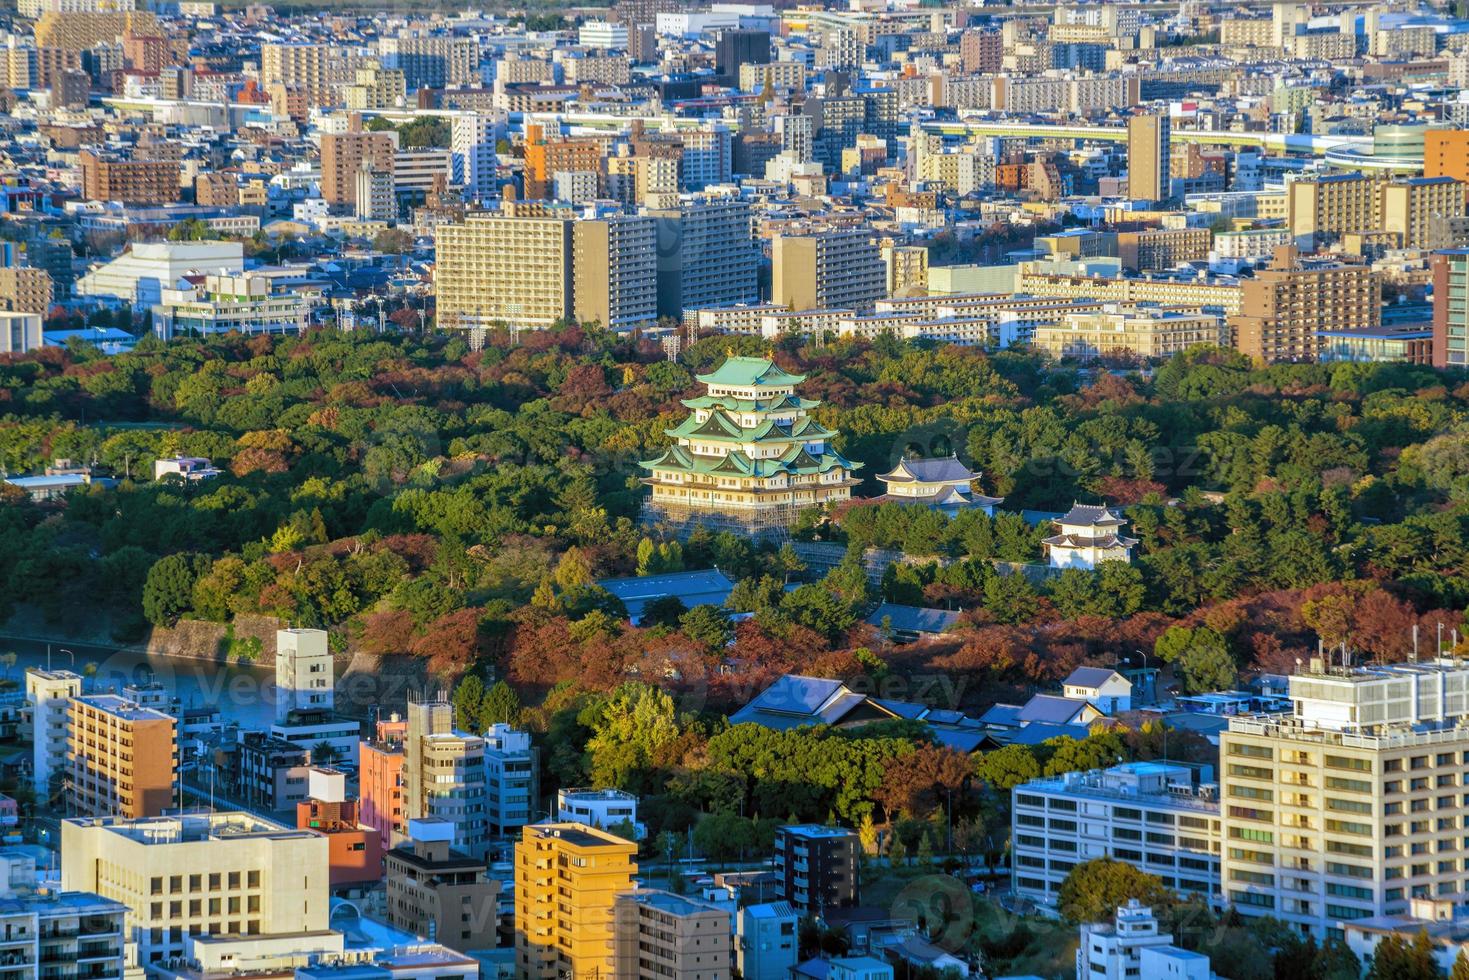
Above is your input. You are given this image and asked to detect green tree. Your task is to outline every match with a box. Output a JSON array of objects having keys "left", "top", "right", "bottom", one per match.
[
  {"left": 679, "top": 604, "right": 733, "bottom": 651},
  {"left": 585, "top": 683, "right": 684, "bottom": 792},
  {"left": 640, "top": 595, "right": 687, "bottom": 628},
  {"left": 452, "top": 674, "right": 486, "bottom": 732},
  {"left": 1366, "top": 931, "right": 1443, "bottom": 980},
  {"left": 480, "top": 680, "right": 521, "bottom": 728},
  {"left": 141, "top": 553, "right": 208, "bottom": 626},
  {"left": 974, "top": 744, "right": 1041, "bottom": 791},
  {"left": 1178, "top": 642, "right": 1238, "bottom": 694},
  {"left": 1450, "top": 948, "right": 1469, "bottom": 980},
  {"left": 1057, "top": 858, "right": 1169, "bottom": 923}
]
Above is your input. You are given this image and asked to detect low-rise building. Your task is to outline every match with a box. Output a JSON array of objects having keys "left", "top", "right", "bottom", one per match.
[
  {"left": 385, "top": 819, "right": 500, "bottom": 950},
  {"left": 1010, "top": 763, "right": 1221, "bottom": 909},
  {"left": 613, "top": 889, "right": 732, "bottom": 979},
  {"left": 556, "top": 788, "right": 641, "bottom": 839}
]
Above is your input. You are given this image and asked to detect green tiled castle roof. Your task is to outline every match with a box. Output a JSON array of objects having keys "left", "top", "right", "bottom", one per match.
[{"left": 695, "top": 356, "right": 806, "bottom": 388}]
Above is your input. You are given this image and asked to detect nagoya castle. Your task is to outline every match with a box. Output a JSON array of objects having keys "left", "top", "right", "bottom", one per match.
[{"left": 640, "top": 355, "right": 861, "bottom": 535}]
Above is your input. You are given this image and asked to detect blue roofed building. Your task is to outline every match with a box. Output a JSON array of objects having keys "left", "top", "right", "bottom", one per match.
[
  {"left": 865, "top": 602, "right": 961, "bottom": 642},
  {"left": 596, "top": 568, "right": 736, "bottom": 624}
]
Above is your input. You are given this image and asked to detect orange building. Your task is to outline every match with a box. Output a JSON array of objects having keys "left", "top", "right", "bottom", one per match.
[
  {"left": 1426, "top": 131, "right": 1469, "bottom": 184},
  {"left": 522, "top": 123, "right": 605, "bottom": 201},
  {"left": 359, "top": 724, "right": 405, "bottom": 849},
  {"left": 296, "top": 793, "right": 382, "bottom": 886}
]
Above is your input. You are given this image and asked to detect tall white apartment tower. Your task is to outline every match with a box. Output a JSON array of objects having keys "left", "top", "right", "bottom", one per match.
[
  {"left": 1221, "top": 657, "right": 1469, "bottom": 939},
  {"left": 275, "top": 628, "right": 333, "bottom": 723},
  {"left": 25, "top": 668, "right": 82, "bottom": 797},
  {"left": 451, "top": 112, "right": 503, "bottom": 204}
]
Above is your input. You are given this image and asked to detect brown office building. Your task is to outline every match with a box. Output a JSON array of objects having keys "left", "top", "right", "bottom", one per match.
[
  {"left": 1228, "top": 246, "right": 1380, "bottom": 363},
  {"left": 0, "top": 267, "right": 54, "bottom": 315},
  {"left": 612, "top": 889, "right": 733, "bottom": 980},
  {"left": 320, "top": 131, "right": 397, "bottom": 206},
  {"left": 1126, "top": 112, "right": 1170, "bottom": 203},
  {"left": 66, "top": 694, "right": 177, "bottom": 819},
  {"left": 79, "top": 150, "right": 181, "bottom": 205}
]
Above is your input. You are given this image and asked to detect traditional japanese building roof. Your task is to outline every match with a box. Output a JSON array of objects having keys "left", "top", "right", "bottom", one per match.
[
  {"left": 695, "top": 356, "right": 806, "bottom": 388},
  {"left": 681, "top": 393, "right": 820, "bottom": 413},
  {"left": 1055, "top": 502, "right": 1127, "bottom": 527},
  {"left": 1041, "top": 531, "right": 1139, "bottom": 549},
  {"left": 664, "top": 410, "right": 836, "bottom": 445},
  {"left": 640, "top": 444, "right": 861, "bottom": 477},
  {"left": 877, "top": 455, "right": 979, "bottom": 486}
]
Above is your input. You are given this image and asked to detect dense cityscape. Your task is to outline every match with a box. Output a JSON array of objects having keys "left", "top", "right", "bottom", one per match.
[{"left": 4, "top": 0, "right": 1469, "bottom": 977}]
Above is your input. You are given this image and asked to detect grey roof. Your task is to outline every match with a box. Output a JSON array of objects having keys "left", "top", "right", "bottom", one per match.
[
  {"left": 1065, "top": 667, "right": 1125, "bottom": 690},
  {"left": 867, "top": 602, "right": 961, "bottom": 635},
  {"left": 1057, "top": 502, "right": 1126, "bottom": 526},
  {"left": 1016, "top": 694, "right": 1094, "bottom": 725},
  {"left": 878, "top": 454, "right": 978, "bottom": 485}
]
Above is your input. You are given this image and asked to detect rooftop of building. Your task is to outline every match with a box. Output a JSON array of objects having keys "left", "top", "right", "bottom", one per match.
[
  {"left": 1015, "top": 762, "right": 1219, "bottom": 813},
  {"left": 558, "top": 787, "right": 637, "bottom": 802},
  {"left": 65, "top": 811, "right": 314, "bottom": 844},
  {"left": 524, "top": 821, "right": 636, "bottom": 850},
  {"left": 620, "top": 888, "right": 728, "bottom": 917},
  {"left": 779, "top": 824, "right": 858, "bottom": 839},
  {"left": 72, "top": 693, "right": 175, "bottom": 723}
]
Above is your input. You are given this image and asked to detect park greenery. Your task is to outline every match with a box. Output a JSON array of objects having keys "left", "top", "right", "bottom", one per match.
[{"left": 6, "top": 326, "right": 1469, "bottom": 911}]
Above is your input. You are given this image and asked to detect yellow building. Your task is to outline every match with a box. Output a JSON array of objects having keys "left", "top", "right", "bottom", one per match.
[
  {"left": 1032, "top": 305, "right": 1225, "bottom": 361},
  {"left": 640, "top": 356, "right": 861, "bottom": 532},
  {"left": 1015, "top": 268, "right": 1245, "bottom": 316},
  {"left": 515, "top": 822, "right": 638, "bottom": 980},
  {"left": 434, "top": 205, "right": 573, "bottom": 330},
  {"left": 34, "top": 10, "right": 158, "bottom": 50},
  {"left": 1287, "top": 173, "right": 1379, "bottom": 251}
]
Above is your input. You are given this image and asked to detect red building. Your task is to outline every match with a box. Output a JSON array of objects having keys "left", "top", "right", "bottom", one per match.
[{"left": 359, "top": 717, "right": 407, "bottom": 849}]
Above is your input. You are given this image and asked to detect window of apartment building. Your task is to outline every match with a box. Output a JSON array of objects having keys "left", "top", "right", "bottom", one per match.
[
  {"left": 1328, "top": 756, "right": 1373, "bottom": 772},
  {"left": 1326, "top": 777, "right": 1371, "bottom": 793}
]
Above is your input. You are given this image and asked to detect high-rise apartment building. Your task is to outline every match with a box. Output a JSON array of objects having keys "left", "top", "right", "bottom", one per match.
[
  {"left": 320, "top": 132, "right": 397, "bottom": 206},
  {"left": 275, "top": 628, "right": 333, "bottom": 724},
  {"left": 451, "top": 112, "right": 502, "bottom": 203},
  {"left": 1432, "top": 248, "right": 1469, "bottom": 368},
  {"left": 0, "top": 267, "right": 53, "bottom": 315},
  {"left": 714, "top": 29, "right": 769, "bottom": 82},
  {"left": 260, "top": 42, "right": 353, "bottom": 94},
  {"left": 434, "top": 207, "right": 573, "bottom": 331},
  {"left": 1228, "top": 246, "right": 1379, "bottom": 362},
  {"left": 647, "top": 200, "right": 759, "bottom": 318},
  {"left": 377, "top": 34, "right": 478, "bottom": 90},
  {"left": 26, "top": 668, "right": 82, "bottom": 799},
  {"left": 60, "top": 812, "right": 329, "bottom": 964},
  {"left": 514, "top": 823, "right": 638, "bottom": 980},
  {"left": 1381, "top": 177, "right": 1466, "bottom": 251},
  {"left": 1219, "top": 658, "right": 1469, "bottom": 939},
  {"left": 772, "top": 825, "right": 860, "bottom": 914},
  {"left": 771, "top": 230, "right": 885, "bottom": 313},
  {"left": 612, "top": 890, "right": 733, "bottom": 979},
  {"left": 522, "top": 124, "right": 605, "bottom": 201},
  {"left": 1126, "top": 112, "right": 1170, "bottom": 204},
  {"left": 572, "top": 214, "right": 657, "bottom": 330},
  {"left": 355, "top": 167, "right": 396, "bottom": 221},
  {"left": 483, "top": 723, "right": 538, "bottom": 839},
  {"left": 403, "top": 700, "right": 487, "bottom": 858},
  {"left": 359, "top": 719, "right": 406, "bottom": 848},
  {"left": 1032, "top": 307, "right": 1225, "bottom": 362},
  {"left": 79, "top": 150, "right": 180, "bottom": 205},
  {"left": 66, "top": 694, "right": 176, "bottom": 819}
]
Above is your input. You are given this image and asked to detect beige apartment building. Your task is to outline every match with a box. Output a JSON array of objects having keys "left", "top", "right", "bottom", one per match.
[
  {"left": 572, "top": 214, "right": 657, "bottom": 330},
  {"left": 612, "top": 889, "right": 733, "bottom": 979},
  {"left": 434, "top": 207, "right": 574, "bottom": 331},
  {"left": 515, "top": 823, "right": 638, "bottom": 980},
  {"left": 60, "top": 812, "right": 328, "bottom": 965},
  {"left": 403, "top": 699, "right": 488, "bottom": 858},
  {"left": 1228, "top": 246, "right": 1379, "bottom": 362},
  {"left": 1289, "top": 174, "right": 1466, "bottom": 251},
  {"left": 1118, "top": 227, "right": 1213, "bottom": 272},
  {"left": 1032, "top": 306, "right": 1225, "bottom": 361},
  {"left": 0, "top": 267, "right": 53, "bottom": 315},
  {"left": 772, "top": 230, "right": 885, "bottom": 313},
  {"left": 1220, "top": 658, "right": 1469, "bottom": 940},
  {"left": 1127, "top": 112, "right": 1170, "bottom": 203},
  {"left": 1015, "top": 268, "right": 1245, "bottom": 316},
  {"left": 66, "top": 694, "right": 176, "bottom": 819}
]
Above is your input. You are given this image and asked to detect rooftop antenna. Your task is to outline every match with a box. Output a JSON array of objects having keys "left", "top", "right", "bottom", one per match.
[{"left": 1412, "top": 624, "right": 1419, "bottom": 663}]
